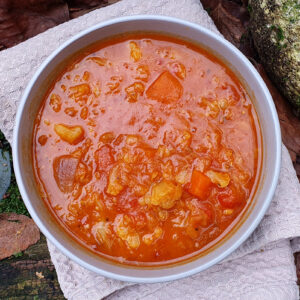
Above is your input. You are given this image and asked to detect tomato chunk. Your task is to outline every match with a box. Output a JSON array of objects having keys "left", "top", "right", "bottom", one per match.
[
  {"left": 188, "top": 170, "right": 212, "bottom": 200},
  {"left": 94, "top": 145, "right": 114, "bottom": 172},
  {"left": 217, "top": 186, "right": 243, "bottom": 208},
  {"left": 53, "top": 155, "right": 79, "bottom": 193},
  {"left": 146, "top": 71, "right": 183, "bottom": 103}
]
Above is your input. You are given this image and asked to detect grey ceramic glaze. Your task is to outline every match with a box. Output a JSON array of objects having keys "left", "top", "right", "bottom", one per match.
[{"left": 13, "top": 15, "right": 281, "bottom": 283}]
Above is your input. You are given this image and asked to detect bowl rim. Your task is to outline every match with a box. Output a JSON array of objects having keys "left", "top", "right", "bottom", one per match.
[{"left": 12, "top": 14, "right": 281, "bottom": 283}]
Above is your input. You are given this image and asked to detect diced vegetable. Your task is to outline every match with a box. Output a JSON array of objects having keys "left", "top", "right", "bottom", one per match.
[
  {"left": 136, "top": 65, "right": 150, "bottom": 81},
  {"left": 178, "top": 130, "right": 192, "bottom": 149},
  {"left": 146, "top": 71, "right": 183, "bottom": 103},
  {"left": 132, "top": 184, "right": 148, "bottom": 197},
  {"left": 106, "top": 164, "right": 124, "bottom": 196},
  {"left": 125, "top": 82, "right": 145, "bottom": 103},
  {"left": 53, "top": 155, "right": 79, "bottom": 193},
  {"left": 175, "top": 168, "right": 191, "bottom": 185},
  {"left": 205, "top": 170, "right": 230, "bottom": 188},
  {"left": 126, "top": 234, "right": 140, "bottom": 249},
  {"left": 201, "top": 98, "right": 220, "bottom": 119},
  {"left": 53, "top": 155, "right": 91, "bottom": 193},
  {"left": 163, "top": 129, "right": 192, "bottom": 150},
  {"left": 54, "top": 124, "right": 84, "bottom": 145},
  {"left": 87, "top": 57, "right": 107, "bottom": 66},
  {"left": 186, "top": 200, "right": 212, "bottom": 238},
  {"left": 99, "top": 132, "right": 115, "bottom": 144},
  {"left": 94, "top": 145, "right": 114, "bottom": 171},
  {"left": 150, "top": 180, "right": 182, "bottom": 209},
  {"left": 80, "top": 107, "right": 88, "bottom": 120},
  {"left": 92, "top": 81, "right": 101, "bottom": 97},
  {"left": 129, "top": 41, "right": 142, "bottom": 62},
  {"left": 114, "top": 214, "right": 140, "bottom": 249},
  {"left": 75, "top": 162, "right": 92, "bottom": 185},
  {"left": 82, "top": 71, "right": 90, "bottom": 81},
  {"left": 170, "top": 62, "right": 186, "bottom": 80},
  {"left": 188, "top": 170, "right": 212, "bottom": 200},
  {"left": 64, "top": 107, "right": 78, "bottom": 117},
  {"left": 126, "top": 135, "right": 139, "bottom": 146},
  {"left": 121, "top": 147, "right": 136, "bottom": 164},
  {"left": 171, "top": 209, "right": 189, "bottom": 227},
  {"left": 142, "top": 227, "right": 163, "bottom": 245},
  {"left": 217, "top": 186, "right": 243, "bottom": 208},
  {"left": 223, "top": 209, "right": 234, "bottom": 215},
  {"left": 106, "top": 76, "right": 122, "bottom": 94},
  {"left": 69, "top": 83, "right": 91, "bottom": 101},
  {"left": 157, "top": 145, "right": 172, "bottom": 158},
  {"left": 93, "top": 221, "right": 114, "bottom": 249},
  {"left": 158, "top": 209, "right": 168, "bottom": 221},
  {"left": 190, "top": 211, "right": 211, "bottom": 227},
  {"left": 38, "top": 135, "right": 48, "bottom": 146},
  {"left": 193, "top": 157, "right": 211, "bottom": 173},
  {"left": 49, "top": 93, "right": 62, "bottom": 112},
  {"left": 186, "top": 210, "right": 211, "bottom": 238}
]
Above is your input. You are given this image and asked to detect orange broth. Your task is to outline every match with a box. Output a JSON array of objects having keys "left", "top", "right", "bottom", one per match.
[{"left": 33, "top": 34, "right": 262, "bottom": 265}]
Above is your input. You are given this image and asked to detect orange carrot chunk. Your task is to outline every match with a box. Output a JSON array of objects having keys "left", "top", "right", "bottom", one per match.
[
  {"left": 146, "top": 71, "right": 183, "bottom": 103},
  {"left": 188, "top": 170, "right": 212, "bottom": 200}
]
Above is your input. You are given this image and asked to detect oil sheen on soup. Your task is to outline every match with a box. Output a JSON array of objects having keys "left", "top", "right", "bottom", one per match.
[{"left": 33, "top": 34, "right": 261, "bottom": 265}]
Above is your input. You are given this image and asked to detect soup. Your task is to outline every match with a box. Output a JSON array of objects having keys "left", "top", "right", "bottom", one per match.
[{"left": 33, "top": 34, "right": 261, "bottom": 265}]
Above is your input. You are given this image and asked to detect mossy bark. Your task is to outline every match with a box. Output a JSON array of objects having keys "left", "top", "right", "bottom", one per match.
[
  {"left": 249, "top": 0, "right": 300, "bottom": 116},
  {"left": 0, "top": 235, "right": 65, "bottom": 299}
]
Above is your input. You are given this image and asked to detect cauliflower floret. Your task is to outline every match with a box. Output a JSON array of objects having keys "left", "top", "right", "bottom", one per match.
[
  {"left": 106, "top": 164, "right": 125, "bottom": 196},
  {"left": 175, "top": 167, "right": 191, "bottom": 185},
  {"left": 142, "top": 227, "right": 163, "bottom": 245},
  {"left": 150, "top": 180, "right": 182, "bottom": 209},
  {"left": 114, "top": 214, "right": 140, "bottom": 249},
  {"left": 93, "top": 221, "right": 114, "bottom": 249},
  {"left": 205, "top": 170, "right": 230, "bottom": 188}
]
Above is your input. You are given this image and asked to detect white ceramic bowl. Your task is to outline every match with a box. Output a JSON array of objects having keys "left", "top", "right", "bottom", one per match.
[{"left": 13, "top": 15, "right": 281, "bottom": 283}]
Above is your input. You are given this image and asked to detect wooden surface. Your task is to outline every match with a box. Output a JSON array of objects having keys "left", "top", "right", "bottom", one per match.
[{"left": 0, "top": 235, "right": 65, "bottom": 299}]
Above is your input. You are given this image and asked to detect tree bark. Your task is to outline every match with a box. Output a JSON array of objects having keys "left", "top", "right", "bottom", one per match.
[{"left": 0, "top": 235, "right": 65, "bottom": 299}]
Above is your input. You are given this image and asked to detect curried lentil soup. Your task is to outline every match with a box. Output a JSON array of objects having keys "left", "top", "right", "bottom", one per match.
[{"left": 33, "top": 34, "right": 262, "bottom": 265}]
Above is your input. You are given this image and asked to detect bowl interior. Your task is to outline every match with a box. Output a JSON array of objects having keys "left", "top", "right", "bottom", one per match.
[{"left": 13, "top": 16, "right": 281, "bottom": 283}]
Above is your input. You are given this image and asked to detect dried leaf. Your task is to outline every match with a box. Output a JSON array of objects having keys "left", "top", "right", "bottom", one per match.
[
  {"left": 202, "top": 0, "right": 256, "bottom": 58},
  {"left": 0, "top": 0, "right": 69, "bottom": 48},
  {"left": 254, "top": 63, "right": 300, "bottom": 178},
  {"left": 67, "top": 0, "right": 120, "bottom": 19},
  {"left": 0, "top": 213, "right": 40, "bottom": 260}
]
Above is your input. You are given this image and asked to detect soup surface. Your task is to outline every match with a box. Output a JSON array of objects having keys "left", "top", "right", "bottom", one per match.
[{"left": 33, "top": 34, "right": 261, "bottom": 265}]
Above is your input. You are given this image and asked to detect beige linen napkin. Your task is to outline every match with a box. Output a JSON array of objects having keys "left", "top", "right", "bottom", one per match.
[{"left": 1, "top": 0, "right": 300, "bottom": 299}]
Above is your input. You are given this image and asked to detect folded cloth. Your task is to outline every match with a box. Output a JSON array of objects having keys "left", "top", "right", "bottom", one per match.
[{"left": 0, "top": 0, "right": 300, "bottom": 299}]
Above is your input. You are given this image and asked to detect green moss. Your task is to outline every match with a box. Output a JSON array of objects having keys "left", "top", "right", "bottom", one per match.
[
  {"left": 249, "top": 0, "right": 300, "bottom": 115},
  {"left": 0, "top": 130, "right": 29, "bottom": 216},
  {"left": 0, "top": 131, "right": 11, "bottom": 154},
  {"left": 247, "top": 4, "right": 253, "bottom": 13},
  {"left": 204, "top": 7, "right": 211, "bottom": 15},
  {"left": 0, "top": 172, "right": 29, "bottom": 216},
  {"left": 13, "top": 251, "right": 23, "bottom": 258}
]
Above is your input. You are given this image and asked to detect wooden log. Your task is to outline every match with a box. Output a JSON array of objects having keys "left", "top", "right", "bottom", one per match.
[{"left": 0, "top": 235, "right": 65, "bottom": 299}]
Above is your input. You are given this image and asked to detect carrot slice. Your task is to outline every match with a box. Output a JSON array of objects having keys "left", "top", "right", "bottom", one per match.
[{"left": 188, "top": 170, "right": 212, "bottom": 200}]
